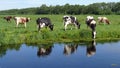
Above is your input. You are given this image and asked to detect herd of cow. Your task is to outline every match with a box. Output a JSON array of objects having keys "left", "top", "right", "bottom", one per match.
[{"left": 3, "top": 15, "right": 110, "bottom": 39}]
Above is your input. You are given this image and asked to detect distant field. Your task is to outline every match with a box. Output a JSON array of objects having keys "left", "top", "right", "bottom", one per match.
[{"left": 0, "top": 15, "right": 120, "bottom": 45}]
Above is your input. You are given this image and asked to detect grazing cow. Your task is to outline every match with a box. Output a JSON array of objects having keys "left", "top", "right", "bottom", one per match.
[
  {"left": 4, "top": 16, "right": 12, "bottom": 22},
  {"left": 98, "top": 17, "right": 110, "bottom": 24},
  {"left": 36, "top": 17, "right": 54, "bottom": 31},
  {"left": 63, "top": 15, "right": 80, "bottom": 30},
  {"left": 14, "top": 17, "right": 31, "bottom": 28},
  {"left": 86, "top": 16, "right": 96, "bottom": 39}
]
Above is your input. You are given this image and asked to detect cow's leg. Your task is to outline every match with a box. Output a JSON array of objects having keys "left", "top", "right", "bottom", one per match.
[
  {"left": 103, "top": 20, "right": 106, "bottom": 25},
  {"left": 38, "top": 25, "right": 41, "bottom": 31},
  {"left": 64, "top": 24, "right": 67, "bottom": 30},
  {"left": 74, "top": 23, "right": 78, "bottom": 29},
  {"left": 87, "top": 25, "right": 89, "bottom": 28},
  {"left": 45, "top": 26, "right": 47, "bottom": 29},
  {"left": 7, "top": 19, "right": 9, "bottom": 23},
  {"left": 64, "top": 23, "right": 68, "bottom": 31},
  {"left": 92, "top": 31, "right": 96, "bottom": 39},
  {"left": 8, "top": 19, "right": 11, "bottom": 23},
  {"left": 98, "top": 20, "right": 101, "bottom": 24},
  {"left": 24, "top": 23, "right": 26, "bottom": 28},
  {"left": 16, "top": 22, "right": 19, "bottom": 27},
  {"left": 98, "top": 21, "right": 100, "bottom": 24}
]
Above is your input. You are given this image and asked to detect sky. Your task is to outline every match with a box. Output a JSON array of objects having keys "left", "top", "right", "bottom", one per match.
[{"left": 0, "top": 0, "right": 119, "bottom": 11}]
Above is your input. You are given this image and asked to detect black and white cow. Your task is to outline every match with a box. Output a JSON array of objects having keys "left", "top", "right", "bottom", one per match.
[
  {"left": 36, "top": 17, "right": 54, "bottom": 31},
  {"left": 86, "top": 16, "right": 96, "bottom": 39},
  {"left": 63, "top": 15, "right": 80, "bottom": 30}
]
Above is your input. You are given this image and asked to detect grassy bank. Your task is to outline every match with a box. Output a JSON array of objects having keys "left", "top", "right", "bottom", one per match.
[{"left": 0, "top": 15, "right": 120, "bottom": 45}]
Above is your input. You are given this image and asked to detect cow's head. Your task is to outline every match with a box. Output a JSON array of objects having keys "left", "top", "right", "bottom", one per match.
[
  {"left": 26, "top": 17, "right": 31, "bottom": 22},
  {"left": 86, "top": 16, "right": 94, "bottom": 21},
  {"left": 63, "top": 15, "right": 70, "bottom": 22},
  {"left": 75, "top": 21, "right": 80, "bottom": 29},
  {"left": 77, "top": 24, "right": 80, "bottom": 29},
  {"left": 49, "top": 24, "right": 54, "bottom": 31}
]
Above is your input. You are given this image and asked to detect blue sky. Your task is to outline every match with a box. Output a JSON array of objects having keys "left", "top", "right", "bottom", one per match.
[{"left": 0, "top": 0, "right": 119, "bottom": 10}]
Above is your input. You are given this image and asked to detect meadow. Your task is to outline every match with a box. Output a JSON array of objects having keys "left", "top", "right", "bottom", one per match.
[{"left": 0, "top": 15, "right": 120, "bottom": 45}]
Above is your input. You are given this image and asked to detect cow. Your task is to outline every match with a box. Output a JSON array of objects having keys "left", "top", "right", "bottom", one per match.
[
  {"left": 36, "top": 17, "right": 54, "bottom": 31},
  {"left": 86, "top": 16, "right": 97, "bottom": 39},
  {"left": 14, "top": 17, "right": 31, "bottom": 28},
  {"left": 98, "top": 17, "right": 110, "bottom": 24},
  {"left": 3, "top": 16, "right": 12, "bottom": 22},
  {"left": 63, "top": 15, "right": 80, "bottom": 30}
]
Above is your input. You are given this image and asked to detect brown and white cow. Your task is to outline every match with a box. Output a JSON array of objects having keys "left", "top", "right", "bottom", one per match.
[
  {"left": 98, "top": 17, "right": 110, "bottom": 24},
  {"left": 14, "top": 17, "right": 31, "bottom": 28},
  {"left": 4, "top": 16, "right": 12, "bottom": 22}
]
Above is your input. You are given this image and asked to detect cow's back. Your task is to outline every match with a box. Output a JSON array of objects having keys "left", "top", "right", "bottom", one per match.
[{"left": 40, "top": 17, "right": 52, "bottom": 26}]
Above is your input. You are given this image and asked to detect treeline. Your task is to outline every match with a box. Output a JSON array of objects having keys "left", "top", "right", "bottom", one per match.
[{"left": 0, "top": 2, "right": 120, "bottom": 15}]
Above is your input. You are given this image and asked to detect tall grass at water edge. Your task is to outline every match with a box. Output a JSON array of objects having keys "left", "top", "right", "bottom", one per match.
[{"left": 0, "top": 15, "right": 120, "bottom": 45}]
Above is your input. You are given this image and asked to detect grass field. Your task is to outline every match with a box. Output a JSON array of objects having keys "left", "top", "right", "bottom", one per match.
[{"left": 0, "top": 15, "right": 120, "bottom": 45}]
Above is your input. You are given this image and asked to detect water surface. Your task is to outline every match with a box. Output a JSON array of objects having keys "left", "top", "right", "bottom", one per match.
[{"left": 0, "top": 40, "right": 120, "bottom": 68}]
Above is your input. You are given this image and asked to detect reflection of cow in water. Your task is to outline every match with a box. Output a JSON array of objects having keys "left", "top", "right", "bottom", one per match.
[
  {"left": 64, "top": 44, "right": 78, "bottom": 56},
  {"left": 87, "top": 40, "right": 96, "bottom": 57},
  {"left": 37, "top": 46, "right": 52, "bottom": 57}
]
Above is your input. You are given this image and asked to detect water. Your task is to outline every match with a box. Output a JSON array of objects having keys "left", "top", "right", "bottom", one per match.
[{"left": 0, "top": 40, "right": 120, "bottom": 68}]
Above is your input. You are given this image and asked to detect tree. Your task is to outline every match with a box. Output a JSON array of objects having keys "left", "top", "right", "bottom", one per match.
[
  {"left": 36, "top": 4, "right": 49, "bottom": 14},
  {"left": 112, "top": 2, "right": 120, "bottom": 14},
  {"left": 0, "top": 2, "right": 120, "bottom": 15}
]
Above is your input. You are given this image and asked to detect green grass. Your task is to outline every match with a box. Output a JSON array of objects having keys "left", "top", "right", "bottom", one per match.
[{"left": 0, "top": 15, "right": 120, "bottom": 45}]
